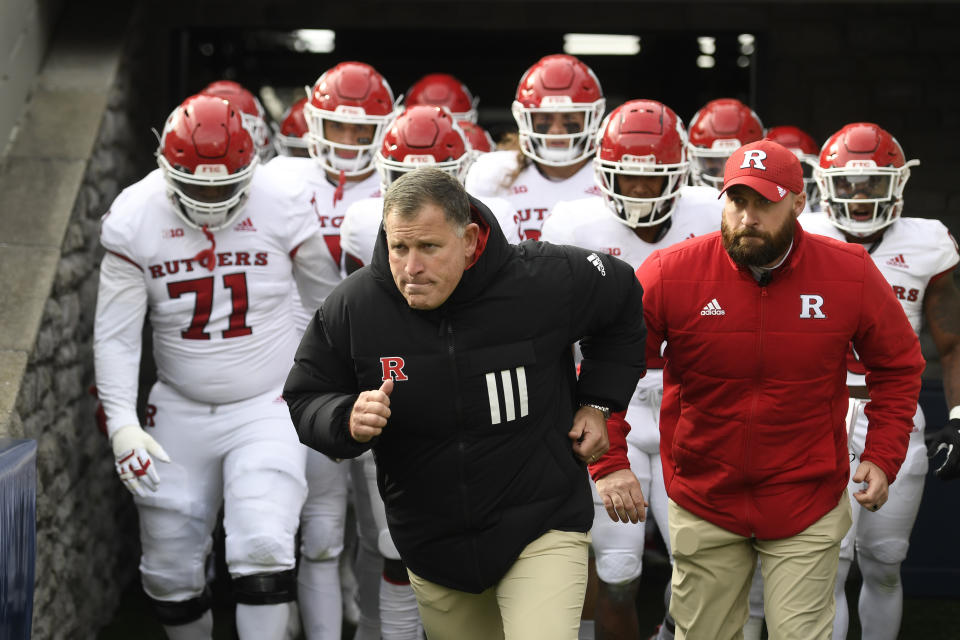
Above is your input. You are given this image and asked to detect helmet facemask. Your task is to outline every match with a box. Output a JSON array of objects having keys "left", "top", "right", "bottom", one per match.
[
  {"left": 816, "top": 160, "right": 917, "bottom": 236},
  {"left": 595, "top": 155, "right": 687, "bottom": 228},
  {"left": 158, "top": 154, "right": 259, "bottom": 231},
  {"left": 798, "top": 155, "right": 820, "bottom": 205},
  {"left": 687, "top": 139, "right": 741, "bottom": 189},
  {"left": 304, "top": 103, "right": 395, "bottom": 176},
  {"left": 512, "top": 97, "right": 606, "bottom": 167}
]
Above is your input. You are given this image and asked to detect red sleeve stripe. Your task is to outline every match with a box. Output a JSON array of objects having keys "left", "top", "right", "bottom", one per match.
[
  {"left": 929, "top": 266, "right": 956, "bottom": 285},
  {"left": 290, "top": 243, "right": 301, "bottom": 259},
  {"left": 108, "top": 250, "right": 143, "bottom": 271}
]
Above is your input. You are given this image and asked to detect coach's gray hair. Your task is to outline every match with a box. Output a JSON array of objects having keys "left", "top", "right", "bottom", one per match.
[{"left": 382, "top": 167, "right": 472, "bottom": 236}]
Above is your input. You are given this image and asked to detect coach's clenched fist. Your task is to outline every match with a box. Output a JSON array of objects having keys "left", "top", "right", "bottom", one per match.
[{"left": 350, "top": 378, "right": 394, "bottom": 442}]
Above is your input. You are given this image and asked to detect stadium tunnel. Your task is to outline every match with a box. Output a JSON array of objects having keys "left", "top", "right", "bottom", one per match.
[{"left": 1, "top": 1, "right": 959, "bottom": 637}]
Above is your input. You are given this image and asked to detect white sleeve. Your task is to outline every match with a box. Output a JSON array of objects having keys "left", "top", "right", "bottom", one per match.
[
  {"left": 477, "top": 196, "right": 521, "bottom": 244},
  {"left": 930, "top": 221, "right": 960, "bottom": 275},
  {"left": 464, "top": 152, "right": 511, "bottom": 197},
  {"left": 292, "top": 231, "right": 342, "bottom": 312},
  {"left": 340, "top": 200, "right": 382, "bottom": 266},
  {"left": 93, "top": 252, "right": 148, "bottom": 436},
  {"left": 540, "top": 206, "right": 577, "bottom": 246}
]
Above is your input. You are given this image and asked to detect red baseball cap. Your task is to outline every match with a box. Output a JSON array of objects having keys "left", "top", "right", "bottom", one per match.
[{"left": 718, "top": 139, "right": 804, "bottom": 202}]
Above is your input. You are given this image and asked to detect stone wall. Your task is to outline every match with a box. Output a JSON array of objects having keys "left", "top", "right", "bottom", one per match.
[{"left": 1, "top": 3, "right": 156, "bottom": 635}]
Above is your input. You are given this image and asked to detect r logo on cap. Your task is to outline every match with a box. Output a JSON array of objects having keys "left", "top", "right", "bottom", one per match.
[{"left": 740, "top": 149, "right": 767, "bottom": 170}]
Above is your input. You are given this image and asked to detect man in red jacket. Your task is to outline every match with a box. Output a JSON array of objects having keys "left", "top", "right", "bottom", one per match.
[{"left": 633, "top": 140, "right": 924, "bottom": 639}]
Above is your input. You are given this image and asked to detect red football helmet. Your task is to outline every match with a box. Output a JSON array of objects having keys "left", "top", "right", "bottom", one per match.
[
  {"left": 201, "top": 80, "right": 274, "bottom": 162},
  {"left": 511, "top": 54, "right": 605, "bottom": 166},
  {"left": 157, "top": 94, "right": 258, "bottom": 230},
  {"left": 406, "top": 73, "right": 479, "bottom": 123},
  {"left": 457, "top": 120, "right": 495, "bottom": 154},
  {"left": 815, "top": 122, "right": 918, "bottom": 236},
  {"left": 687, "top": 98, "right": 764, "bottom": 189},
  {"left": 594, "top": 100, "right": 689, "bottom": 228},
  {"left": 274, "top": 97, "right": 310, "bottom": 157},
  {"left": 765, "top": 125, "right": 820, "bottom": 202},
  {"left": 376, "top": 106, "right": 472, "bottom": 191},
  {"left": 304, "top": 62, "right": 397, "bottom": 176}
]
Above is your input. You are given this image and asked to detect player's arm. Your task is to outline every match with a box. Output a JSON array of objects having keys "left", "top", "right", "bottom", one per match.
[
  {"left": 291, "top": 231, "right": 342, "bottom": 312},
  {"left": 538, "top": 205, "right": 575, "bottom": 246},
  {"left": 94, "top": 253, "right": 148, "bottom": 433},
  {"left": 925, "top": 269, "right": 960, "bottom": 408},
  {"left": 924, "top": 269, "right": 960, "bottom": 479},
  {"left": 93, "top": 252, "right": 170, "bottom": 496}
]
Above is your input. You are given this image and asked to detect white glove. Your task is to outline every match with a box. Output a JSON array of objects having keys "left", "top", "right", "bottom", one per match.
[{"left": 111, "top": 424, "right": 171, "bottom": 497}]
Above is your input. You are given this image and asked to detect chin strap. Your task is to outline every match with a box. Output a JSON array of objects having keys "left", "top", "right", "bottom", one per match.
[
  {"left": 192, "top": 225, "right": 217, "bottom": 271},
  {"left": 332, "top": 169, "right": 346, "bottom": 206}
]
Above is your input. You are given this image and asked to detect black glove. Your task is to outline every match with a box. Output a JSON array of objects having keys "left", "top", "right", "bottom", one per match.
[{"left": 927, "top": 418, "right": 960, "bottom": 480}]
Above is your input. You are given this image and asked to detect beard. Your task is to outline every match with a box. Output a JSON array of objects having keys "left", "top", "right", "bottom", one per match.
[{"left": 722, "top": 215, "right": 795, "bottom": 268}]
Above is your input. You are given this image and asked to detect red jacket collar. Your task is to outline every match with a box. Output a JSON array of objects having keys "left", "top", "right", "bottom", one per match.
[
  {"left": 465, "top": 203, "right": 491, "bottom": 270},
  {"left": 723, "top": 219, "right": 807, "bottom": 281}
]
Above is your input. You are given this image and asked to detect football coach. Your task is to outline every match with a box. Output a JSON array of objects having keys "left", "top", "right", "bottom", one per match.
[{"left": 284, "top": 167, "right": 647, "bottom": 640}]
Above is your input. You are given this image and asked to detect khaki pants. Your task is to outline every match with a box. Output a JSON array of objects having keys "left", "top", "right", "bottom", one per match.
[
  {"left": 668, "top": 492, "right": 852, "bottom": 640},
  {"left": 407, "top": 530, "right": 590, "bottom": 640}
]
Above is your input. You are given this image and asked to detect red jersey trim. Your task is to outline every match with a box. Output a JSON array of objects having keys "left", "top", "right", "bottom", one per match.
[
  {"left": 929, "top": 265, "right": 956, "bottom": 285},
  {"left": 108, "top": 250, "right": 143, "bottom": 271}
]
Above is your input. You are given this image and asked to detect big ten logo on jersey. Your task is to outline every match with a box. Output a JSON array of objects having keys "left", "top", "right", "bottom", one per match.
[
  {"left": 148, "top": 252, "right": 268, "bottom": 279},
  {"left": 162, "top": 228, "right": 185, "bottom": 239},
  {"left": 513, "top": 184, "right": 528, "bottom": 194},
  {"left": 602, "top": 247, "right": 622, "bottom": 256},
  {"left": 891, "top": 285, "right": 919, "bottom": 302}
]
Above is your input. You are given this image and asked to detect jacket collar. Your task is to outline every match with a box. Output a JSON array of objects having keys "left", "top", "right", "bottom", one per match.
[
  {"left": 370, "top": 194, "right": 511, "bottom": 309},
  {"left": 723, "top": 219, "right": 808, "bottom": 283}
]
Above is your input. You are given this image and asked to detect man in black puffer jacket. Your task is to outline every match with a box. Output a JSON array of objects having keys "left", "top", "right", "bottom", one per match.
[{"left": 284, "top": 167, "right": 646, "bottom": 640}]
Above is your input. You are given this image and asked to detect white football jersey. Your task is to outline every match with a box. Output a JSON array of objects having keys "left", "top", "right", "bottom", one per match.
[
  {"left": 259, "top": 156, "right": 382, "bottom": 283},
  {"left": 464, "top": 150, "right": 599, "bottom": 240},
  {"left": 801, "top": 213, "right": 960, "bottom": 385},
  {"left": 340, "top": 194, "right": 522, "bottom": 268},
  {"left": 260, "top": 156, "right": 382, "bottom": 328},
  {"left": 542, "top": 185, "right": 722, "bottom": 270},
  {"left": 95, "top": 168, "right": 320, "bottom": 431},
  {"left": 541, "top": 185, "right": 722, "bottom": 452}
]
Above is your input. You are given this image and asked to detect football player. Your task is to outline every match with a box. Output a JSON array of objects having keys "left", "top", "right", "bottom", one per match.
[
  {"left": 687, "top": 98, "right": 764, "bottom": 190},
  {"left": 273, "top": 97, "right": 310, "bottom": 158},
  {"left": 340, "top": 104, "right": 520, "bottom": 275},
  {"left": 405, "top": 72, "right": 480, "bottom": 123},
  {"left": 765, "top": 125, "right": 821, "bottom": 212},
  {"left": 801, "top": 122, "right": 960, "bottom": 640},
  {"left": 257, "top": 61, "right": 399, "bottom": 640},
  {"left": 541, "top": 99, "right": 722, "bottom": 640},
  {"left": 464, "top": 53, "right": 606, "bottom": 240},
  {"left": 94, "top": 93, "right": 330, "bottom": 640},
  {"left": 202, "top": 80, "right": 275, "bottom": 163}
]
